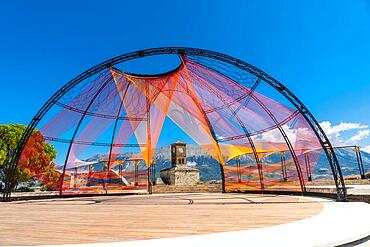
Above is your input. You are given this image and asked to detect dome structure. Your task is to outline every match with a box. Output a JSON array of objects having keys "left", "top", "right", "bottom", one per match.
[{"left": 3, "top": 47, "right": 347, "bottom": 201}]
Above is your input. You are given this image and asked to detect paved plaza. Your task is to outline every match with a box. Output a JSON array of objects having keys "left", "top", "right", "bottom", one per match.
[
  {"left": 1, "top": 193, "right": 369, "bottom": 246},
  {"left": 0, "top": 193, "right": 323, "bottom": 246}
]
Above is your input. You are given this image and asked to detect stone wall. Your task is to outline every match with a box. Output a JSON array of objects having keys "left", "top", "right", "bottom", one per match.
[
  {"left": 174, "top": 169, "right": 199, "bottom": 185},
  {"left": 160, "top": 168, "right": 175, "bottom": 185},
  {"left": 160, "top": 166, "right": 200, "bottom": 185}
]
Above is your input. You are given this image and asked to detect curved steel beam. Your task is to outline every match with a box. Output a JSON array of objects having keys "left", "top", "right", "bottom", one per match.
[
  {"left": 250, "top": 94, "right": 305, "bottom": 192},
  {"left": 3, "top": 47, "right": 346, "bottom": 201},
  {"left": 59, "top": 73, "right": 113, "bottom": 195},
  {"left": 106, "top": 71, "right": 131, "bottom": 187},
  {"left": 187, "top": 60, "right": 305, "bottom": 191},
  {"left": 184, "top": 49, "right": 346, "bottom": 200},
  {"left": 187, "top": 71, "right": 265, "bottom": 190}
]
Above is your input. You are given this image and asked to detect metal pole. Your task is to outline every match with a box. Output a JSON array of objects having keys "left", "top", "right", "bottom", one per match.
[
  {"left": 151, "top": 159, "right": 156, "bottom": 185},
  {"left": 236, "top": 156, "right": 241, "bottom": 183},
  {"left": 134, "top": 161, "right": 139, "bottom": 186},
  {"left": 74, "top": 167, "right": 78, "bottom": 188},
  {"left": 87, "top": 164, "right": 92, "bottom": 187},
  {"left": 147, "top": 166, "right": 151, "bottom": 194},
  {"left": 220, "top": 164, "right": 226, "bottom": 193},
  {"left": 355, "top": 146, "right": 366, "bottom": 179},
  {"left": 280, "top": 152, "right": 287, "bottom": 182},
  {"left": 103, "top": 161, "right": 108, "bottom": 193},
  {"left": 304, "top": 153, "right": 312, "bottom": 182},
  {"left": 119, "top": 163, "right": 122, "bottom": 179}
]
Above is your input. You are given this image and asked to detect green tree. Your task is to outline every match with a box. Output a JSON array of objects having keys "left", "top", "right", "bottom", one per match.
[{"left": 0, "top": 124, "right": 58, "bottom": 191}]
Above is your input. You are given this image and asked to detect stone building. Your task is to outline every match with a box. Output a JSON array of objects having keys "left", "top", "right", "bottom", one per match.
[{"left": 160, "top": 142, "right": 200, "bottom": 185}]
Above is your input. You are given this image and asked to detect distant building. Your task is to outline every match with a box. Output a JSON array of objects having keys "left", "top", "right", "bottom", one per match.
[{"left": 160, "top": 142, "right": 200, "bottom": 185}]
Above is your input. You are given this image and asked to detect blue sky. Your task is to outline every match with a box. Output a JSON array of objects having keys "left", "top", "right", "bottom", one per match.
[{"left": 1, "top": 0, "right": 370, "bottom": 150}]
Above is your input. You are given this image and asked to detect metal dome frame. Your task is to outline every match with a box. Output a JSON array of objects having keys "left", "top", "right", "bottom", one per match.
[{"left": 2, "top": 47, "right": 347, "bottom": 201}]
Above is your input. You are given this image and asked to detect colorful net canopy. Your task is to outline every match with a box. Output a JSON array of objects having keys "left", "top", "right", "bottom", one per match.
[{"left": 19, "top": 54, "right": 336, "bottom": 195}]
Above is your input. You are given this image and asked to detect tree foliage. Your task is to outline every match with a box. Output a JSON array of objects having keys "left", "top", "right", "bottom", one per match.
[{"left": 0, "top": 124, "right": 59, "bottom": 190}]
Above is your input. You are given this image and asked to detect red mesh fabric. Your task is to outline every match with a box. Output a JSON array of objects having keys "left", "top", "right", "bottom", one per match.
[{"left": 19, "top": 56, "right": 332, "bottom": 194}]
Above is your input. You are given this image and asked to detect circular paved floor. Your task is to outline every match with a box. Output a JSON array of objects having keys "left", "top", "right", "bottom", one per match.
[{"left": 0, "top": 193, "right": 324, "bottom": 246}]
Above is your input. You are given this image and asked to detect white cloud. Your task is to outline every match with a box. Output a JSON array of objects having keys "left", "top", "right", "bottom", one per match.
[
  {"left": 250, "top": 120, "right": 370, "bottom": 150},
  {"left": 254, "top": 128, "right": 287, "bottom": 143},
  {"left": 252, "top": 124, "right": 314, "bottom": 146},
  {"left": 349, "top": 129, "right": 370, "bottom": 144},
  {"left": 252, "top": 126, "right": 291, "bottom": 143},
  {"left": 362, "top": 145, "right": 370, "bottom": 154},
  {"left": 320, "top": 121, "right": 367, "bottom": 134},
  {"left": 319, "top": 121, "right": 368, "bottom": 145}
]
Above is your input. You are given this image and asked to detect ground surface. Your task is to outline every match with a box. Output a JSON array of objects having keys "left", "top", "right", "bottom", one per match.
[{"left": 0, "top": 193, "right": 323, "bottom": 246}]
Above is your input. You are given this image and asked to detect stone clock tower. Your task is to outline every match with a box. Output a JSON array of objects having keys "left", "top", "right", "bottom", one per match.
[
  {"left": 171, "top": 142, "right": 186, "bottom": 167},
  {"left": 160, "top": 142, "right": 200, "bottom": 185}
]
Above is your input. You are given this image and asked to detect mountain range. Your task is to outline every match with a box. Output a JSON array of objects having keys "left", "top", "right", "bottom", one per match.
[{"left": 84, "top": 144, "right": 369, "bottom": 181}]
